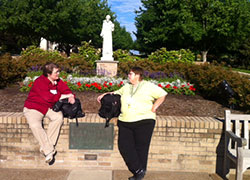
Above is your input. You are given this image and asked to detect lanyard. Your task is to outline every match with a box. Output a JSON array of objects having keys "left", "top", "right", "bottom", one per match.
[{"left": 129, "top": 81, "right": 143, "bottom": 97}]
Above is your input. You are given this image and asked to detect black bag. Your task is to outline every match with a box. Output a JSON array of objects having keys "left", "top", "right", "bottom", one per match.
[
  {"left": 220, "top": 80, "right": 235, "bottom": 98},
  {"left": 98, "top": 94, "right": 121, "bottom": 128},
  {"left": 53, "top": 98, "right": 85, "bottom": 126}
]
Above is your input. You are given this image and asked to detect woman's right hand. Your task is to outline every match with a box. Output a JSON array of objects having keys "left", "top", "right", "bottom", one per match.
[
  {"left": 97, "top": 92, "right": 113, "bottom": 103},
  {"left": 97, "top": 93, "right": 106, "bottom": 103}
]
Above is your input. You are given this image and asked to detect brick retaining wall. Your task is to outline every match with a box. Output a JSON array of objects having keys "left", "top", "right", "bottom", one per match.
[{"left": 0, "top": 112, "right": 223, "bottom": 173}]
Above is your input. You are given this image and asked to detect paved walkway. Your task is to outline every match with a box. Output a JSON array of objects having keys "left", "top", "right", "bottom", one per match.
[
  {"left": 0, "top": 168, "right": 224, "bottom": 180},
  {"left": 2, "top": 168, "right": 250, "bottom": 180}
]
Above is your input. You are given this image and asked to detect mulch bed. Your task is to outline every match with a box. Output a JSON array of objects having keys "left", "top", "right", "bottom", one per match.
[{"left": 0, "top": 85, "right": 243, "bottom": 117}]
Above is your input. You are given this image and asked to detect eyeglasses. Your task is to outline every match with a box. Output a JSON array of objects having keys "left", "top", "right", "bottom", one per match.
[
  {"left": 53, "top": 70, "right": 60, "bottom": 74},
  {"left": 128, "top": 71, "right": 136, "bottom": 76}
]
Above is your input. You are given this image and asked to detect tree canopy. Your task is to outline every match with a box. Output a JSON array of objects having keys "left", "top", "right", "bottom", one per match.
[
  {"left": 135, "top": 0, "right": 250, "bottom": 62},
  {"left": 0, "top": 0, "right": 133, "bottom": 55}
]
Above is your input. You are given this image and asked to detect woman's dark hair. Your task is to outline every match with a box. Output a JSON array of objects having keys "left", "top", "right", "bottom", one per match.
[
  {"left": 42, "top": 63, "right": 60, "bottom": 77},
  {"left": 130, "top": 67, "right": 144, "bottom": 80}
]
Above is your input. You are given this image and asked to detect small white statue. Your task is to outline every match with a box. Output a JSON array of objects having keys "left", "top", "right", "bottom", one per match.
[{"left": 100, "top": 15, "right": 114, "bottom": 61}]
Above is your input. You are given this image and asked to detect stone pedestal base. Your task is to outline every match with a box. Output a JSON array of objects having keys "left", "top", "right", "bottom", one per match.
[
  {"left": 101, "top": 56, "right": 114, "bottom": 61},
  {"left": 96, "top": 60, "right": 118, "bottom": 77}
]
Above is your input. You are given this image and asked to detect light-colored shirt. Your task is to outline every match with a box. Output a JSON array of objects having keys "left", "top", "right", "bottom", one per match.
[{"left": 114, "top": 80, "right": 167, "bottom": 122}]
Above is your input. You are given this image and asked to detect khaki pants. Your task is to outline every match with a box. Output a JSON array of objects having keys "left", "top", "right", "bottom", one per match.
[{"left": 23, "top": 107, "right": 63, "bottom": 155}]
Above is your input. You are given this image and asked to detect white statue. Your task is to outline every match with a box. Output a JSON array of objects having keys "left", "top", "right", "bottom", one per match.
[
  {"left": 100, "top": 15, "right": 114, "bottom": 61},
  {"left": 39, "top": 37, "right": 48, "bottom": 50},
  {"left": 39, "top": 37, "right": 58, "bottom": 51}
]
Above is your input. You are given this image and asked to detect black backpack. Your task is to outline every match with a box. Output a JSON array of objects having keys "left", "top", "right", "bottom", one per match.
[
  {"left": 98, "top": 94, "right": 121, "bottom": 127},
  {"left": 53, "top": 98, "right": 85, "bottom": 126}
]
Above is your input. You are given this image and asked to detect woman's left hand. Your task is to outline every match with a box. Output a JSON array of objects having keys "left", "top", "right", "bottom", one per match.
[
  {"left": 68, "top": 96, "right": 75, "bottom": 104},
  {"left": 151, "top": 106, "right": 157, "bottom": 113},
  {"left": 152, "top": 95, "right": 166, "bottom": 113}
]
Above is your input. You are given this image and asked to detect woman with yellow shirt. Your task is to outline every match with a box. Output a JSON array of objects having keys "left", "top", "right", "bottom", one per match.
[{"left": 97, "top": 67, "right": 167, "bottom": 180}]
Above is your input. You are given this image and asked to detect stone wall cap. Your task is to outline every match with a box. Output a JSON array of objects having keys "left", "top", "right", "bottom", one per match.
[{"left": 96, "top": 60, "right": 119, "bottom": 63}]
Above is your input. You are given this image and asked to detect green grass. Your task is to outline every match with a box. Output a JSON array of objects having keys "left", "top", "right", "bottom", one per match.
[{"left": 232, "top": 68, "right": 250, "bottom": 74}]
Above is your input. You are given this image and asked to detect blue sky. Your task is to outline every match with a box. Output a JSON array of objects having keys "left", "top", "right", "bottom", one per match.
[{"left": 108, "top": 0, "right": 142, "bottom": 40}]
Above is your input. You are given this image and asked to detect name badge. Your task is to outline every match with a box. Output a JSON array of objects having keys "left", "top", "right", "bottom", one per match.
[
  {"left": 127, "top": 97, "right": 134, "bottom": 105},
  {"left": 50, "top": 89, "right": 57, "bottom": 95}
]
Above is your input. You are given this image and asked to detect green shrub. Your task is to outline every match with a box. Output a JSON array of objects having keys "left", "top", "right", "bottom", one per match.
[
  {"left": 0, "top": 53, "right": 27, "bottom": 88},
  {"left": 148, "top": 48, "right": 195, "bottom": 64},
  {"left": 118, "top": 59, "right": 185, "bottom": 79},
  {"left": 118, "top": 61, "right": 250, "bottom": 113},
  {"left": 113, "top": 49, "right": 141, "bottom": 62},
  {"left": 179, "top": 63, "right": 250, "bottom": 113},
  {"left": 78, "top": 41, "right": 101, "bottom": 65},
  {"left": 19, "top": 45, "right": 65, "bottom": 70},
  {"left": 19, "top": 45, "right": 95, "bottom": 75},
  {"left": 62, "top": 53, "right": 95, "bottom": 75}
]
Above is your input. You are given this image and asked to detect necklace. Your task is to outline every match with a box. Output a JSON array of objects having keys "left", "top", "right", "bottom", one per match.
[{"left": 127, "top": 81, "right": 143, "bottom": 107}]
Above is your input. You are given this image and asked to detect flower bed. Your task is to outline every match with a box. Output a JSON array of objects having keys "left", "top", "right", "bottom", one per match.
[{"left": 20, "top": 72, "right": 196, "bottom": 95}]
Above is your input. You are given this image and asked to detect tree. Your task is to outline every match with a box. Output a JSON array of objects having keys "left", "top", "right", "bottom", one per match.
[
  {"left": 0, "top": 0, "right": 133, "bottom": 55},
  {"left": 113, "top": 21, "right": 133, "bottom": 50},
  {"left": 135, "top": 0, "right": 250, "bottom": 62}
]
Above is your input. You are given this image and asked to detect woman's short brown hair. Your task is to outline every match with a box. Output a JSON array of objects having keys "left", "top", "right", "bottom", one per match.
[
  {"left": 42, "top": 63, "right": 60, "bottom": 77},
  {"left": 130, "top": 67, "right": 144, "bottom": 80}
]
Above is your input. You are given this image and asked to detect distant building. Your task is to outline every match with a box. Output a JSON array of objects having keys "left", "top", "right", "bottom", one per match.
[{"left": 39, "top": 38, "right": 58, "bottom": 51}]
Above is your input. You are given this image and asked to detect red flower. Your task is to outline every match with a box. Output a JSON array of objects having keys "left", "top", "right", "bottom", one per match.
[
  {"left": 97, "top": 86, "right": 102, "bottom": 90},
  {"left": 77, "top": 82, "right": 82, "bottom": 86},
  {"left": 173, "top": 86, "right": 178, "bottom": 89},
  {"left": 85, "top": 84, "right": 91, "bottom": 88},
  {"left": 158, "top": 84, "right": 163, "bottom": 88},
  {"left": 181, "top": 85, "right": 185, "bottom": 88},
  {"left": 92, "top": 82, "right": 99, "bottom": 87},
  {"left": 64, "top": 81, "right": 68, "bottom": 84},
  {"left": 109, "top": 82, "right": 112, "bottom": 86},
  {"left": 165, "top": 84, "right": 171, "bottom": 88},
  {"left": 189, "top": 86, "right": 196, "bottom": 91},
  {"left": 28, "top": 82, "right": 33, "bottom": 87},
  {"left": 120, "top": 81, "right": 124, "bottom": 85}
]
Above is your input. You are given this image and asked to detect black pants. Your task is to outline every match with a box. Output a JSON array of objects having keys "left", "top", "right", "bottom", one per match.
[{"left": 117, "top": 119, "right": 155, "bottom": 174}]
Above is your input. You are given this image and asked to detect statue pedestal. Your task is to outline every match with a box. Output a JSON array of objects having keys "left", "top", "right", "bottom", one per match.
[
  {"left": 96, "top": 60, "right": 118, "bottom": 77},
  {"left": 101, "top": 56, "right": 114, "bottom": 61}
]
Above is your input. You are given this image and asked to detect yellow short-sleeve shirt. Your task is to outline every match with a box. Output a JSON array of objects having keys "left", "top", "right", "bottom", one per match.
[{"left": 114, "top": 80, "right": 167, "bottom": 122}]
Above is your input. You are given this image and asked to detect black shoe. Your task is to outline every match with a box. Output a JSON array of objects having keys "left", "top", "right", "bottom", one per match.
[
  {"left": 128, "top": 169, "right": 146, "bottom": 180},
  {"left": 128, "top": 176, "right": 136, "bottom": 180}
]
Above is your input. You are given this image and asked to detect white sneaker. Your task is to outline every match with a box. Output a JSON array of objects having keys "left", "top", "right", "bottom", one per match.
[
  {"left": 40, "top": 147, "right": 44, "bottom": 155},
  {"left": 45, "top": 149, "right": 56, "bottom": 163}
]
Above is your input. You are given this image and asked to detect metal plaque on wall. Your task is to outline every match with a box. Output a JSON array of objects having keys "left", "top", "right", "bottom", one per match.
[{"left": 69, "top": 122, "right": 114, "bottom": 150}]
